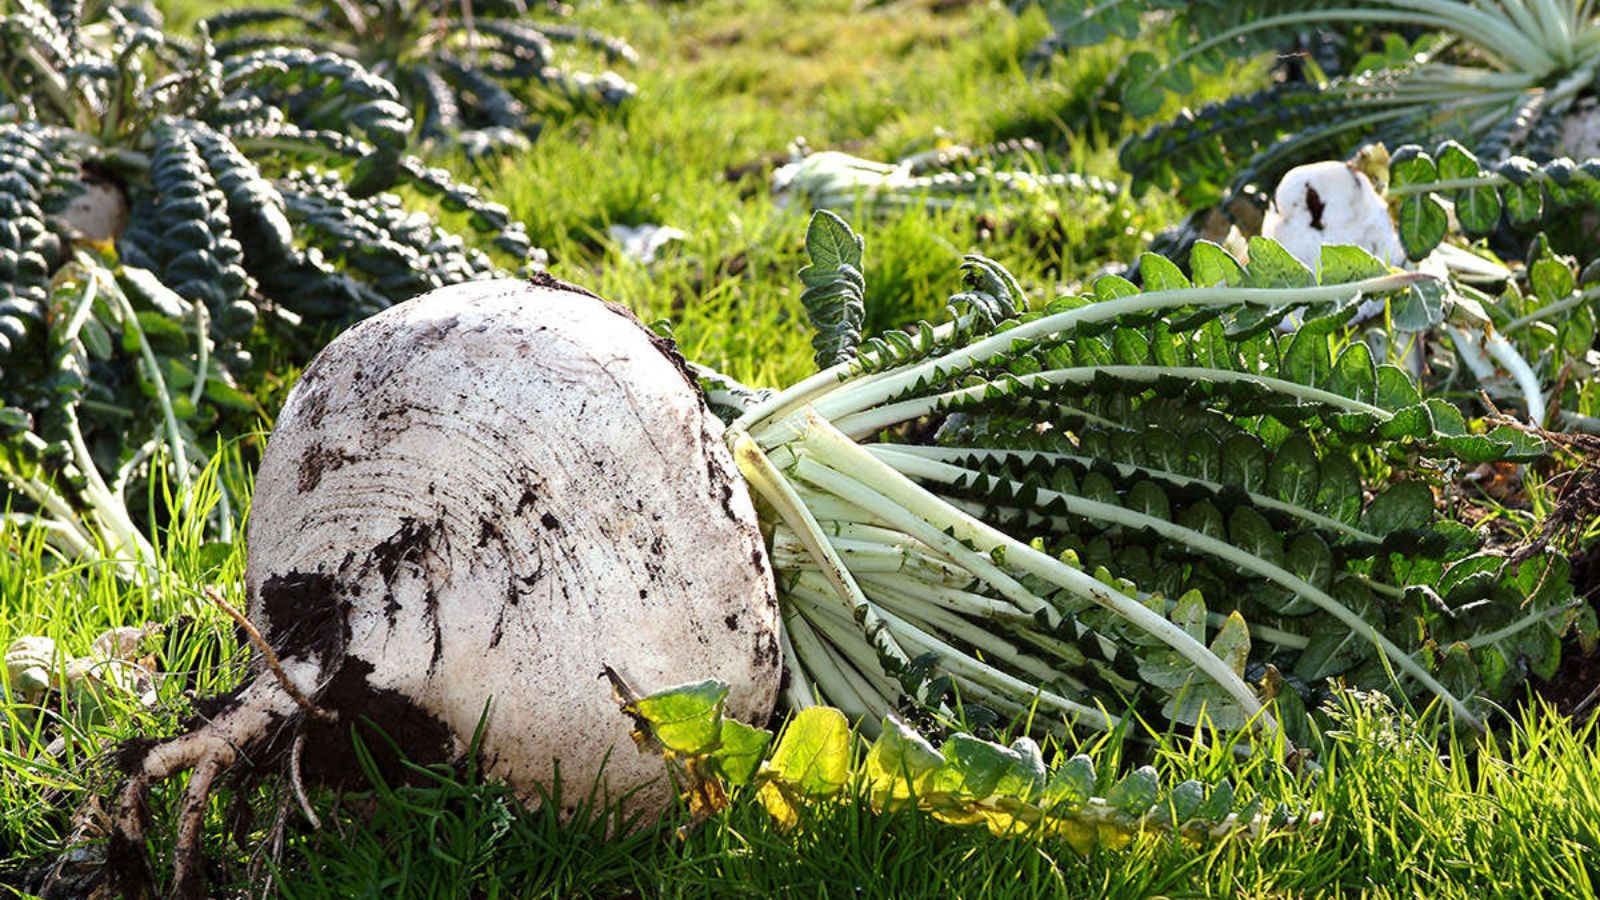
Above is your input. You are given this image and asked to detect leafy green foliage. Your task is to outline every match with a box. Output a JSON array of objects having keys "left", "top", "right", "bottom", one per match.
[
  {"left": 1389, "top": 141, "right": 1600, "bottom": 259},
  {"left": 624, "top": 678, "right": 1311, "bottom": 848},
  {"left": 774, "top": 141, "right": 1117, "bottom": 218},
  {"left": 1044, "top": 0, "right": 1600, "bottom": 213},
  {"left": 741, "top": 211, "right": 1591, "bottom": 742},
  {"left": 0, "top": 0, "right": 541, "bottom": 563},
  {"left": 201, "top": 0, "right": 638, "bottom": 155},
  {"left": 798, "top": 210, "right": 867, "bottom": 370}
]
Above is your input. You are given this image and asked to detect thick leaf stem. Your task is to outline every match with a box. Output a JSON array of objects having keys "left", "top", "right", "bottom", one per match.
[{"left": 790, "top": 413, "right": 1279, "bottom": 737}]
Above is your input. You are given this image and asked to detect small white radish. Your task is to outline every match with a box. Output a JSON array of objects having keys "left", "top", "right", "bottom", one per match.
[
  {"left": 109, "top": 276, "right": 782, "bottom": 897},
  {"left": 1261, "top": 160, "right": 1405, "bottom": 274}
]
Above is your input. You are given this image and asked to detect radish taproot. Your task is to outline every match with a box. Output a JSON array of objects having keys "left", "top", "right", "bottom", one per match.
[{"left": 109, "top": 275, "right": 782, "bottom": 897}]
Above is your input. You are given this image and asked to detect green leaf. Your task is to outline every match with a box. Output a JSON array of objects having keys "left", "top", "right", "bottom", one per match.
[
  {"left": 1319, "top": 244, "right": 1390, "bottom": 283},
  {"left": 798, "top": 210, "right": 867, "bottom": 371},
  {"left": 1267, "top": 436, "right": 1320, "bottom": 508},
  {"left": 806, "top": 209, "right": 863, "bottom": 272},
  {"left": 630, "top": 680, "right": 727, "bottom": 755},
  {"left": 1244, "top": 238, "right": 1316, "bottom": 289},
  {"left": 1529, "top": 254, "right": 1575, "bottom": 305},
  {"left": 1284, "top": 534, "right": 1335, "bottom": 591},
  {"left": 1295, "top": 580, "right": 1380, "bottom": 679},
  {"left": 764, "top": 706, "right": 851, "bottom": 798},
  {"left": 1361, "top": 481, "right": 1434, "bottom": 533},
  {"left": 1435, "top": 142, "right": 1501, "bottom": 234},
  {"left": 1282, "top": 330, "right": 1331, "bottom": 389},
  {"left": 1389, "top": 146, "right": 1438, "bottom": 190},
  {"left": 1190, "top": 241, "right": 1243, "bottom": 287},
  {"left": 865, "top": 716, "right": 944, "bottom": 800},
  {"left": 1397, "top": 196, "right": 1448, "bottom": 261},
  {"left": 1209, "top": 611, "right": 1251, "bottom": 677},
  {"left": 1123, "top": 52, "right": 1165, "bottom": 118},
  {"left": 1171, "top": 589, "right": 1207, "bottom": 644},
  {"left": 1229, "top": 507, "right": 1282, "bottom": 567},
  {"left": 1042, "top": 754, "right": 1096, "bottom": 809},
  {"left": 1220, "top": 433, "right": 1268, "bottom": 492},
  {"left": 1389, "top": 280, "right": 1446, "bottom": 331},
  {"left": 713, "top": 719, "right": 773, "bottom": 786},
  {"left": 1139, "top": 253, "right": 1192, "bottom": 292},
  {"left": 939, "top": 734, "right": 1019, "bottom": 797},
  {"left": 1105, "top": 766, "right": 1160, "bottom": 815}
]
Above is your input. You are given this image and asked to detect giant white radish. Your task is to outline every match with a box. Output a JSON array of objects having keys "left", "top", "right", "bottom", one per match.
[{"left": 110, "top": 275, "right": 782, "bottom": 897}]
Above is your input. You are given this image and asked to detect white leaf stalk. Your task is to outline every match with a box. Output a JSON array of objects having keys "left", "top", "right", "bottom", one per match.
[{"left": 772, "top": 146, "right": 1116, "bottom": 216}]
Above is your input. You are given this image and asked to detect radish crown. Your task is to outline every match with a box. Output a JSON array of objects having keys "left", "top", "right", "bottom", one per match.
[{"left": 717, "top": 210, "right": 1592, "bottom": 742}]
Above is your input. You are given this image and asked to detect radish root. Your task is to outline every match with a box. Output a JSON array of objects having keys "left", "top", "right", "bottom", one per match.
[{"left": 107, "top": 655, "right": 330, "bottom": 899}]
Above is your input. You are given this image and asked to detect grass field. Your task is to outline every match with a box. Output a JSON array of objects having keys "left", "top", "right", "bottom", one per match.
[{"left": 3, "top": 0, "right": 1599, "bottom": 896}]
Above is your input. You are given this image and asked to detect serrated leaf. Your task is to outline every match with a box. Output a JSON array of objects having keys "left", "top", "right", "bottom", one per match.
[
  {"left": 1191, "top": 241, "right": 1244, "bottom": 287},
  {"left": 805, "top": 209, "right": 863, "bottom": 272}
]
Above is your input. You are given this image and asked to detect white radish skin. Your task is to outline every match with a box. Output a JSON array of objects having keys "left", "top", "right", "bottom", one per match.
[
  {"left": 1261, "top": 160, "right": 1404, "bottom": 273},
  {"left": 110, "top": 277, "right": 782, "bottom": 897},
  {"left": 248, "top": 275, "right": 781, "bottom": 800}
]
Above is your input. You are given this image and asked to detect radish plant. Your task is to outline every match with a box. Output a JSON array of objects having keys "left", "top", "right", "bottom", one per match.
[
  {"left": 773, "top": 140, "right": 1117, "bottom": 218},
  {"left": 717, "top": 211, "right": 1583, "bottom": 744},
  {"left": 1256, "top": 144, "right": 1600, "bottom": 432},
  {"left": 0, "top": 0, "right": 540, "bottom": 567},
  {"left": 1034, "top": 1, "right": 1600, "bottom": 210},
  {"left": 200, "top": 0, "right": 638, "bottom": 156},
  {"left": 104, "top": 212, "right": 1592, "bottom": 895}
]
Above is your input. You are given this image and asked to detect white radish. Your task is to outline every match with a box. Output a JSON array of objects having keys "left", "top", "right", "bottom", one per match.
[
  {"left": 1260, "top": 160, "right": 1405, "bottom": 273},
  {"left": 1262, "top": 158, "right": 1548, "bottom": 423},
  {"left": 109, "top": 276, "right": 782, "bottom": 897}
]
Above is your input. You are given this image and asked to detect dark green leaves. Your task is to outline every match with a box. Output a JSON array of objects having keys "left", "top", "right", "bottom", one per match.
[
  {"left": 204, "top": 0, "right": 637, "bottom": 151},
  {"left": 1390, "top": 147, "right": 1448, "bottom": 262},
  {"left": 1387, "top": 143, "right": 1600, "bottom": 258}
]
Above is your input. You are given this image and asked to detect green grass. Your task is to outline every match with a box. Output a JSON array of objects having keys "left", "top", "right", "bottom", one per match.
[{"left": 3, "top": 0, "right": 1600, "bottom": 896}]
